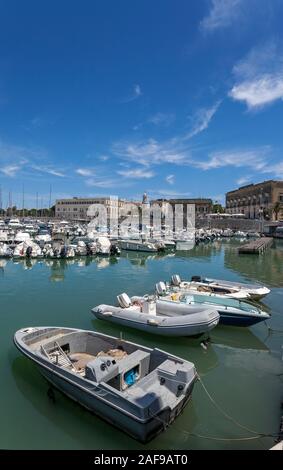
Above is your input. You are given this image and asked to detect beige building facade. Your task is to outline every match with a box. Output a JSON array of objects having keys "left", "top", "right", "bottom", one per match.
[
  {"left": 55, "top": 197, "right": 141, "bottom": 222},
  {"left": 152, "top": 198, "right": 212, "bottom": 218},
  {"left": 226, "top": 180, "right": 283, "bottom": 220}
]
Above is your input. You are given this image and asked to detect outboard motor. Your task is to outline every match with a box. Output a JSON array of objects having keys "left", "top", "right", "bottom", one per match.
[
  {"left": 171, "top": 274, "right": 181, "bottom": 286},
  {"left": 60, "top": 246, "right": 67, "bottom": 258},
  {"left": 86, "top": 244, "right": 92, "bottom": 256},
  {"left": 53, "top": 248, "right": 60, "bottom": 258},
  {"left": 155, "top": 281, "right": 167, "bottom": 296},
  {"left": 191, "top": 275, "right": 202, "bottom": 282},
  {"left": 117, "top": 293, "right": 132, "bottom": 308},
  {"left": 26, "top": 246, "right": 32, "bottom": 258},
  {"left": 110, "top": 244, "right": 120, "bottom": 256}
]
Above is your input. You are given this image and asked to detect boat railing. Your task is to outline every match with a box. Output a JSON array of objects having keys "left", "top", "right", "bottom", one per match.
[{"left": 41, "top": 341, "right": 77, "bottom": 371}]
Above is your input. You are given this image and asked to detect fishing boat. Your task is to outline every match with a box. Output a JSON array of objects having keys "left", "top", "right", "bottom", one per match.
[
  {"left": 172, "top": 274, "right": 270, "bottom": 300},
  {"left": 92, "top": 293, "right": 219, "bottom": 337},
  {"left": 155, "top": 283, "right": 270, "bottom": 327},
  {"left": 14, "top": 326, "right": 198, "bottom": 443}
]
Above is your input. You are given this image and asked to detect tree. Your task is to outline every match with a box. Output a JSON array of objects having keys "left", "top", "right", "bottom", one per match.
[
  {"left": 212, "top": 201, "right": 225, "bottom": 213},
  {"left": 273, "top": 201, "right": 282, "bottom": 220}
]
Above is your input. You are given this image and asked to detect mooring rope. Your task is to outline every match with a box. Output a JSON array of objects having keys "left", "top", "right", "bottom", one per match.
[
  {"left": 197, "top": 375, "right": 274, "bottom": 437},
  {"left": 147, "top": 374, "right": 278, "bottom": 442}
]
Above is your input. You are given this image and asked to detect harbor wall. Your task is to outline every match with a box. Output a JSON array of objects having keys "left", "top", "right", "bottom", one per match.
[{"left": 196, "top": 218, "right": 264, "bottom": 231}]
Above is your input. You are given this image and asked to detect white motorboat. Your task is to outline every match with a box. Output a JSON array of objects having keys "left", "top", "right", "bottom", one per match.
[
  {"left": 172, "top": 274, "right": 270, "bottom": 300},
  {"left": 8, "top": 218, "right": 22, "bottom": 229},
  {"left": 0, "top": 242, "right": 13, "bottom": 257},
  {"left": 75, "top": 240, "right": 87, "bottom": 256},
  {"left": 96, "top": 236, "right": 111, "bottom": 255},
  {"left": 169, "top": 274, "right": 250, "bottom": 299},
  {"left": 155, "top": 282, "right": 270, "bottom": 327},
  {"left": 119, "top": 239, "right": 158, "bottom": 253},
  {"left": 14, "top": 241, "right": 42, "bottom": 258},
  {"left": 14, "top": 232, "right": 31, "bottom": 243}
]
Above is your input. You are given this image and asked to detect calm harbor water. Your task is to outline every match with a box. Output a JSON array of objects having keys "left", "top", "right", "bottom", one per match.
[{"left": 1, "top": 239, "right": 283, "bottom": 450}]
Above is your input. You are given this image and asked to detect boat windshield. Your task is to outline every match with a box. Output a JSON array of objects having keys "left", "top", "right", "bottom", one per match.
[{"left": 179, "top": 294, "right": 258, "bottom": 312}]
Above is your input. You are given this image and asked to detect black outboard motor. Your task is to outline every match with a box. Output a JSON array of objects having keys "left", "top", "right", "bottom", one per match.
[
  {"left": 86, "top": 244, "right": 92, "bottom": 256},
  {"left": 110, "top": 244, "right": 120, "bottom": 256},
  {"left": 191, "top": 275, "right": 202, "bottom": 282},
  {"left": 60, "top": 246, "right": 67, "bottom": 258},
  {"left": 26, "top": 246, "right": 32, "bottom": 258}
]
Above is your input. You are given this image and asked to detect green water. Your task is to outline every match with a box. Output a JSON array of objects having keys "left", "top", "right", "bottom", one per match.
[{"left": 1, "top": 239, "right": 282, "bottom": 450}]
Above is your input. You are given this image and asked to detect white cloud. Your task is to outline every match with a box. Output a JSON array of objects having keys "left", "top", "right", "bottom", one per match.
[
  {"left": 185, "top": 101, "right": 221, "bottom": 139},
  {"left": 86, "top": 177, "right": 132, "bottom": 189},
  {"left": 262, "top": 161, "right": 283, "bottom": 178},
  {"left": 148, "top": 189, "right": 192, "bottom": 198},
  {"left": 194, "top": 148, "right": 269, "bottom": 171},
  {"left": 229, "top": 74, "right": 283, "bottom": 109},
  {"left": 117, "top": 168, "right": 155, "bottom": 179},
  {"left": 229, "top": 42, "right": 283, "bottom": 109},
  {"left": 236, "top": 175, "right": 252, "bottom": 186},
  {"left": 134, "top": 84, "right": 142, "bottom": 97},
  {"left": 200, "top": 0, "right": 243, "bottom": 32},
  {"left": 99, "top": 155, "right": 109, "bottom": 161},
  {"left": 112, "top": 138, "right": 190, "bottom": 166},
  {"left": 76, "top": 168, "right": 94, "bottom": 177},
  {"left": 31, "top": 165, "right": 65, "bottom": 177},
  {"left": 1, "top": 164, "right": 22, "bottom": 177},
  {"left": 148, "top": 113, "right": 175, "bottom": 127},
  {"left": 122, "top": 84, "right": 142, "bottom": 103},
  {"left": 0, "top": 141, "right": 39, "bottom": 162},
  {"left": 0, "top": 140, "right": 65, "bottom": 179},
  {"left": 192, "top": 147, "right": 283, "bottom": 181},
  {"left": 166, "top": 174, "right": 175, "bottom": 185}
]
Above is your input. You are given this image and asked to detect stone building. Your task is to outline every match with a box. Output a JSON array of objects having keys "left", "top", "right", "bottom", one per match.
[
  {"left": 226, "top": 180, "right": 283, "bottom": 220},
  {"left": 152, "top": 198, "right": 212, "bottom": 225},
  {"left": 55, "top": 197, "right": 141, "bottom": 222}
]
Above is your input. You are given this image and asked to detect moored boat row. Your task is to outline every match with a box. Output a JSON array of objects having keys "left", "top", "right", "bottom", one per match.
[{"left": 13, "top": 245, "right": 272, "bottom": 443}]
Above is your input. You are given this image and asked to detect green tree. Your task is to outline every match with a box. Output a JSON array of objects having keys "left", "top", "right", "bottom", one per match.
[
  {"left": 273, "top": 201, "right": 282, "bottom": 220},
  {"left": 212, "top": 201, "right": 225, "bottom": 213}
]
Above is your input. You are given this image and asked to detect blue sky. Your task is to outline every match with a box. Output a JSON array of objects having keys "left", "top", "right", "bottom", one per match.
[{"left": 0, "top": 0, "right": 283, "bottom": 208}]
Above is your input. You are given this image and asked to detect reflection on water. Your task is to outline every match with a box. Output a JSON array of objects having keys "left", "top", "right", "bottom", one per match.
[
  {"left": 3, "top": 239, "right": 283, "bottom": 288},
  {"left": 1, "top": 239, "right": 283, "bottom": 450},
  {"left": 210, "top": 325, "right": 269, "bottom": 351},
  {"left": 224, "top": 239, "right": 283, "bottom": 288}
]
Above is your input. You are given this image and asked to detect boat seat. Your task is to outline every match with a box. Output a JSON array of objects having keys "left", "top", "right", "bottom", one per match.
[{"left": 69, "top": 352, "right": 96, "bottom": 371}]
